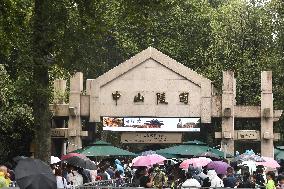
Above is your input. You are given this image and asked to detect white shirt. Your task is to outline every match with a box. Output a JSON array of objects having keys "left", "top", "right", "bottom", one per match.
[
  {"left": 181, "top": 178, "right": 201, "bottom": 189},
  {"left": 67, "top": 171, "right": 83, "bottom": 186},
  {"left": 56, "top": 176, "right": 70, "bottom": 189}
]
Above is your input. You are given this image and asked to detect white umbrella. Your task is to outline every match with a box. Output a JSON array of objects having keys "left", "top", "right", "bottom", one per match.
[
  {"left": 51, "top": 156, "right": 61, "bottom": 164},
  {"left": 239, "top": 161, "right": 257, "bottom": 174}
]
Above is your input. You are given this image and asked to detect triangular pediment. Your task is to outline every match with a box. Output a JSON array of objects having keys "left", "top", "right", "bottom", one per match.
[{"left": 95, "top": 47, "right": 211, "bottom": 87}]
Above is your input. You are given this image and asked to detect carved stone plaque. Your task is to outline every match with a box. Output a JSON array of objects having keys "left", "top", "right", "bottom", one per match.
[{"left": 121, "top": 132, "right": 182, "bottom": 143}]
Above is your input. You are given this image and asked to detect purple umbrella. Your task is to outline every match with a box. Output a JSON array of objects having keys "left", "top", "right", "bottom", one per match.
[{"left": 207, "top": 161, "right": 230, "bottom": 174}]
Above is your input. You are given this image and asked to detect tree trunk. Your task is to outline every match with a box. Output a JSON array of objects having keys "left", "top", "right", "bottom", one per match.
[{"left": 32, "top": 0, "right": 53, "bottom": 163}]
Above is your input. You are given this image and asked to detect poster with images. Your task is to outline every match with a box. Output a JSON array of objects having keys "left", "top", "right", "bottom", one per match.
[{"left": 102, "top": 117, "right": 200, "bottom": 132}]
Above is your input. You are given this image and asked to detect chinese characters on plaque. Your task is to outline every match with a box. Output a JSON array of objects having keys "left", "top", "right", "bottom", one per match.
[
  {"left": 156, "top": 92, "right": 168, "bottom": 104},
  {"left": 112, "top": 91, "right": 189, "bottom": 105},
  {"left": 179, "top": 92, "right": 189, "bottom": 104},
  {"left": 112, "top": 91, "right": 121, "bottom": 106}
]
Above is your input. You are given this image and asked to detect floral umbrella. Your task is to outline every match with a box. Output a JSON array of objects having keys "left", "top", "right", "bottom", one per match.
[{"left": 234, "top": 153, "right": 265, "bottom": 162}]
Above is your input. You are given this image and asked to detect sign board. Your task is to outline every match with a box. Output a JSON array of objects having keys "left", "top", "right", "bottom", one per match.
[
  {"left": 121, "top": 132, "right": 182, "bottom": 143},
  {"left": 236, "top": 130, "right": 259, "bottom": 140},
  {"left": 51, "top": 128, "right": 68, "bottom": 138},
  {"left": 102, "top": 117, "right": 200, "bottom": 132}
]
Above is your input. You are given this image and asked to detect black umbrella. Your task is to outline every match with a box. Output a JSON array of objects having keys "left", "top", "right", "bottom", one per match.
[
  {"left": 15, "top": 157, "right": 56, "bottom": 189},
  {"left": 64, "top": 156, "right": 97, "bottom": 170}
]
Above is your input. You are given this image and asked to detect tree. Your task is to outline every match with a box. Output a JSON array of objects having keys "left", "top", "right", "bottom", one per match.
[{"left": 0, "top": 65, "right": 34, "bottom": 163}]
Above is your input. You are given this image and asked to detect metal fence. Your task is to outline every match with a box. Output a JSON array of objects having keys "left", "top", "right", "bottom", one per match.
[{"left": 74, "top": 180, "right": 263, "bottom": 189}]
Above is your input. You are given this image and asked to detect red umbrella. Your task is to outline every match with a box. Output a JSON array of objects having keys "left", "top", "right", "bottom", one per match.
[{"left": 61, "top": 153, "right": 86, "bottom": 160}]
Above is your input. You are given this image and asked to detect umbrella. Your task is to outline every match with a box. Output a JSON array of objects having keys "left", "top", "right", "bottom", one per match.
[
  {"left": 74, "top": 140, "right": 136, "bottom": 157},
  {"left": 207, "top": 161, "right": 230, "bottom": 175},
  {"left": 256, "top": 157, "right": 280, "bottom": 169},
  {"left": 50, "top": 156, "right": 61, "bottom": 164},
  {"left": 15, "top": 157, "right": 56, "bottom": 189},
  {"left": 141, "top": 150, "right": 156, "bottom": 156},
  {"left": 195, "top": 152, "right": 221, "bottom": 159},
  {"left": 239, "top": 161, "right": 257, "bottom": 174},
  {"left": 234, "top": 153, "right": 264, "bottom": 162},
  {"left": 62, "top": 153, "right": 96, "bottom": 170},
  {"left": 61, "top": 153, "right": 86, "bottom": 160},
  {"left": 132, "top": 154, "right": 166, "bottom": 167},
  {"left": 275, "top": 148, "right": 284, "bottom": 160},
  {"left": 179, "top": 157, "right": 212, "bottom": 169}
]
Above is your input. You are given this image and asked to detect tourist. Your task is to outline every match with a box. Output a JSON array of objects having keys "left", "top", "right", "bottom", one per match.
[
  {"left": 181, "top": 172, "right": 201, "bottom": 189},
  {"left": 97, "top": 168, "right": 110, "bottom": 180},
  {"left": 55, "top": 167, "right": 70, "bottom": 189},
  {"left": 187, "top": 165, "right": 202, "bottom": 184},
  {"left": 114, "top": 170, "right": 124, "bottom": 187},
  {"left": 201, "top": 168, "right": 211, "bottom": 187},
  {"left": 0, "top": 166, "right": 8, "bottom": 188},
  {"left": 238, "top": 171, "right": 255, "bottom": 188},
  {"left": 132, "top": 167, "right": 145, "bottom": 187},
  {"left": 66, "top": 165, "right": 83, "bottom": 186},
  {"left": 223, "top": 166, "right": 237, "bottom": 188},
  {"left": 277, "top": 174, "right": 284, "bottom": 189},
  {"left": 139, "top": 167, "right": 153, "bottom": 188},
  {"left": 151, "top": 164, "right": 168, "bottom": 188},
  {"left": 78, "top": 167, "right": 91, "bottom": 183},
  {"left": 0, "top": 166, "right": 11, "bottom": 187},
  {"left": 266, "top": 171, "right": 276, "bottom": 189},
  {"left": 255, "top": 167, "right": 266, "bottom": 187},
  {"left": 207, "top": 169, "right": 224, "bottom": 187},
  {"left": 115, "top": 159, "right": 124, "bottom": 176}
]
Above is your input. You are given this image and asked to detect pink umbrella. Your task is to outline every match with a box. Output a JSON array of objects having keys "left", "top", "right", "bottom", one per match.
[
  {"left": 256, "top": 157, "right": 280, "bottom": 169},
  {"left": 132, "top": 154, "right": 166, "bottom": 167},
  {"left": 207, "top": 161, "right": 230, "bottom": 174},
  {"left": 180, "top": 158, "right": 212, "bottom": 169}
]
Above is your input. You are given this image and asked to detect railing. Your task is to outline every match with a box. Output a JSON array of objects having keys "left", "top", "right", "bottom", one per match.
[{"left": 74, "top": 179, "right": 264, "bottom": 189}]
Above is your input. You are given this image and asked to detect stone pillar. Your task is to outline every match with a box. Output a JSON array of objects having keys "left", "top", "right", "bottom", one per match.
[
  {"left": 261, "top": 71, "right": 274, "bottom": 157},
  {"left": 67, "top": 72, "right": 83, "bottom": 152},
  {"left": 221, "top": 71, "right": 235, "bottom": 155},
  {"left": 53, "top": 79, "right": 67, "bottom": 156},
  {"left": 201, "top": 81, "right": 212, "bottom": 123}
]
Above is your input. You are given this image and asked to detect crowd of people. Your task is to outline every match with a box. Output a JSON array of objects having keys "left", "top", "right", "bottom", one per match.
[
  {"left": 1, "top": 157, "right": 284, "bottom": 188},
  {"left": 49, "top": 158, "right": 284, "bottom": 189}
]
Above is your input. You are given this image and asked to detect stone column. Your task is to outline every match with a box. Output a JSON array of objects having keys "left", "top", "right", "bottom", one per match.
[
  {"left": 53, "top": 79, "right": 67, "bottom": 156},
  {"left": 201, "top": 81, "right": 212, "bottom": 123},
  {"left": 67, "top": 72, "right": 83, "bottom": 152},
  {"left": 221, "top": 71, "right": 235, "bottom": 155},
  {"left": 261, "top": 71, "right": 274, "bottom": 157}
]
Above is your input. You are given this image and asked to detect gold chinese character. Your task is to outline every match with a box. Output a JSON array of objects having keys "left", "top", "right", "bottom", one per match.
[
  {"left": 156, "top": 92, "right": 168, "bottom": 104},
  {"left": 179, "top": 92, "right": 189, "bottom": 104}
]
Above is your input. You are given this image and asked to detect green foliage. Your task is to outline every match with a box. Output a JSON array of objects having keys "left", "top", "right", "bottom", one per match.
[
  {"left": 0, "top": 65, "right": 34, "bottom": 163},
  {"left": 1, "top": 0, "right": 284, "bottom": 160}
]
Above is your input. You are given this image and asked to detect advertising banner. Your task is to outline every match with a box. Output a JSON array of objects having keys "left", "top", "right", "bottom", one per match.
[{"left": 102, "top": 117, "right": 200, "bottom": 132}]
